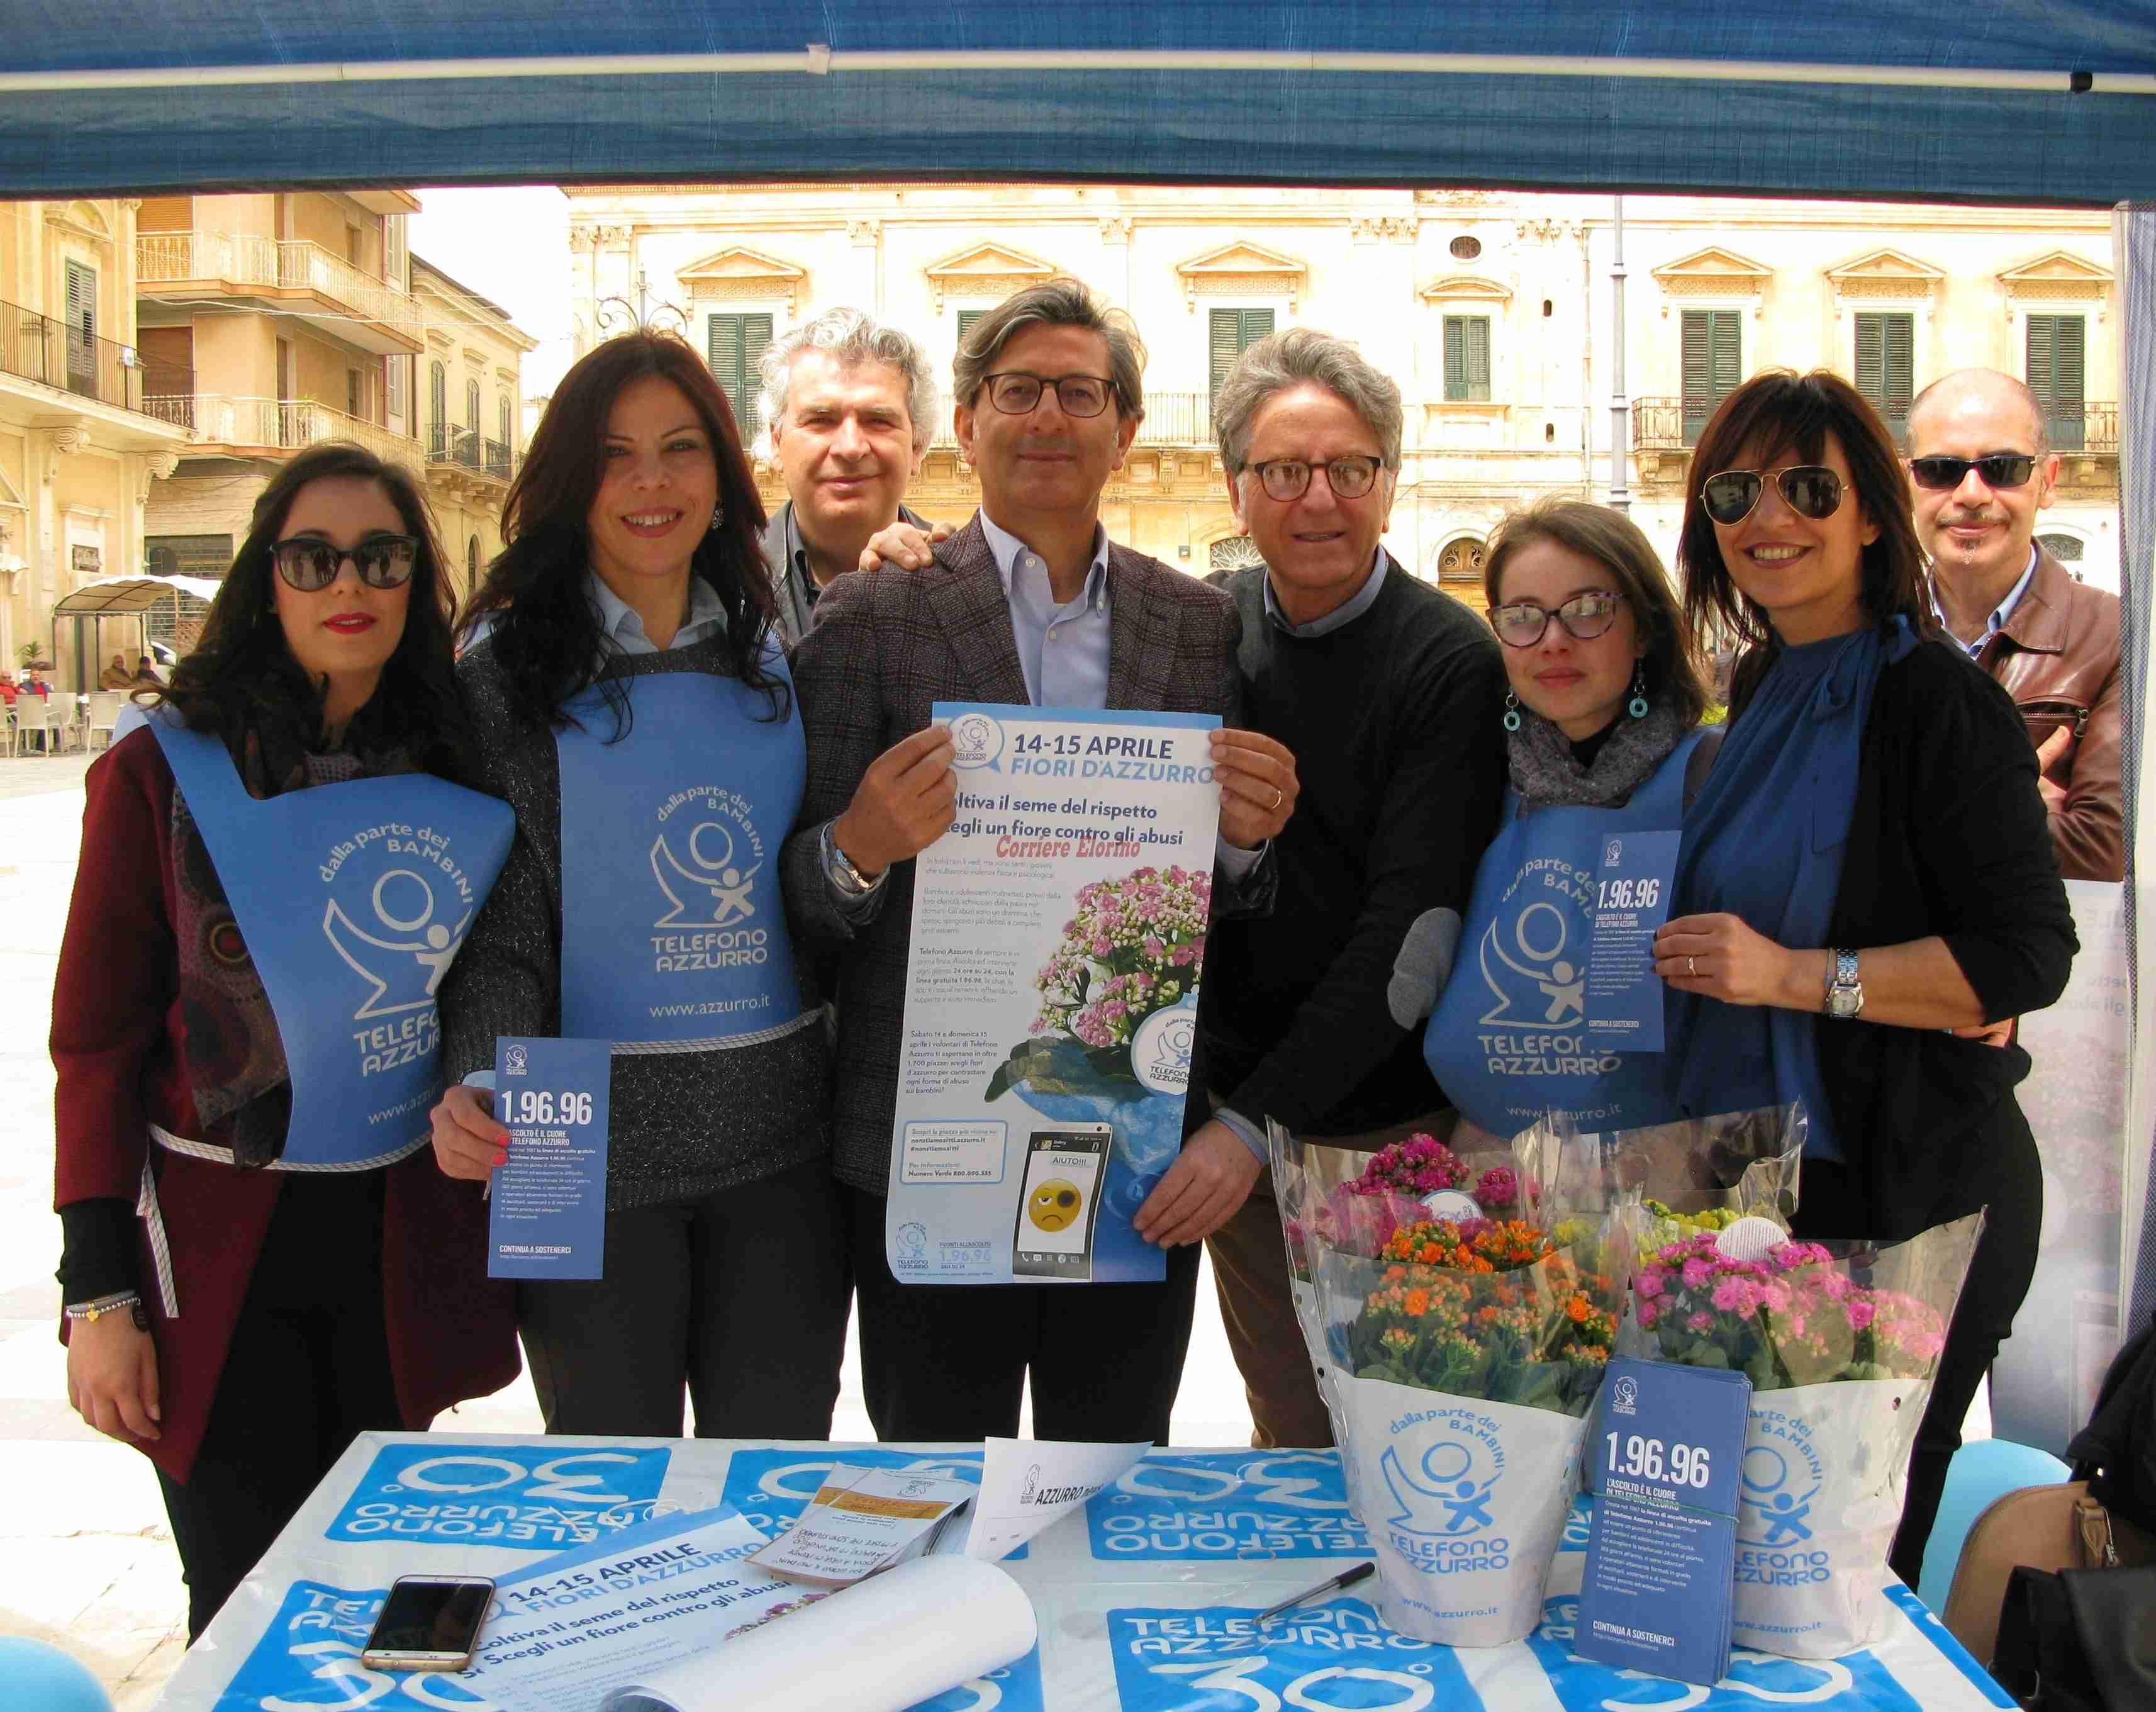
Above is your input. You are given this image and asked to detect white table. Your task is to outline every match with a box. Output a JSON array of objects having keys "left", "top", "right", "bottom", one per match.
[{"left": 154, "top": 1432, "right": 2013, "bottom": 1711}]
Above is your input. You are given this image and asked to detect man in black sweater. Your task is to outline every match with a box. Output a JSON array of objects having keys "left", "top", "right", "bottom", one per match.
[{"left": 1198, "top": 327, "right": 1507, "bottom": 1446}]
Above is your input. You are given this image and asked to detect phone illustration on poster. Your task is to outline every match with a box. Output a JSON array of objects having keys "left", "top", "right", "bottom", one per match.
[{"left": 886, "top": 703, "right": 1222, "bottom": 1285}]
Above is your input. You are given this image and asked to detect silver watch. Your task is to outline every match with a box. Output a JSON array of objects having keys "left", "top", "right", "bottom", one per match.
[
  {"left": 822, "top": 822, "right": 880, "bottom": 898},
  {"left": 1823, "top": 948, "right": 1863, "bottom": 1020}
]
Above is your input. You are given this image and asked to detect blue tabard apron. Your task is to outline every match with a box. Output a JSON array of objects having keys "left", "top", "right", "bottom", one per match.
[
  {"left": 1424, "top": 732, "right": 1701, "bottom": 1138},
  {"left": 148, "top": 712, "right": 515, "bottom": 1169},
  {"left": 553, "top": 663, "right": 812, "bottom": 1051}
]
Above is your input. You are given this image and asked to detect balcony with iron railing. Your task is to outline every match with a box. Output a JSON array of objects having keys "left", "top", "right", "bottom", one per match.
[
  {"left": 427, "top": 422, "right": 518, "bottom": 483},
  {"left": 0, "top": 297, "right": 193, "bottom": 430},
  {"left": 145, "top": 393, "right": 422, "bottom": 469},
  {"left": 136, "top": 232, "right": 425, "bottom": 355}
]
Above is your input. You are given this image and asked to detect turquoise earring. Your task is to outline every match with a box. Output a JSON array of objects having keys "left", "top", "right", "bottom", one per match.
[
  {"left": 1503, "top": 690, "right": 1522, "bottom": 732},
  {"left": 1628, "top": 665, "right": 1650, "bottom": 720}
]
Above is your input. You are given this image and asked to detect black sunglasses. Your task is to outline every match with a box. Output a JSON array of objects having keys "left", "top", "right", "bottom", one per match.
[
  {"left": 271, "top": 534, "right": 420, "bottom": 593},
  {"left": 1907, "top": 454, "right": 2040, "bottom": 493},
  {"left": 1699, "top": 467, "right": 1846, "bottom": 527}
]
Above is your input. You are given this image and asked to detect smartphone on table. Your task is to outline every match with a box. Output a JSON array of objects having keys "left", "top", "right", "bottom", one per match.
[
  {"left": 360, "top": 1574, "right": 496, "bottom": 1671},
  {"left": 1010, "top": 1124, "right": 1110, "bottom": 1281}
]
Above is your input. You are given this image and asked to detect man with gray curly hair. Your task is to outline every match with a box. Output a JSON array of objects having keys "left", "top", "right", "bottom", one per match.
[
  {"left": 757, "top": 305, "right": 939, "bottom": 644},
  {"left": 1199, "top": 326, "right": 1507, "bottom": 1448}
]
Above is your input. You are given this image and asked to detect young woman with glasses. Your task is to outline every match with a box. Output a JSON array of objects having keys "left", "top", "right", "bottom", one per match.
[
  {"left": 52, "top": 444, "right": 518, "bottom": 1640},
  {"left": 1656, "top": 369, "right": 2075, "bottom": 1582},
  {"left": 426, "top": 332, "right": 847, "bottom": 1441},
  {"left": 1424, "top": 498, "right": 1711, "bottom": 1141}
]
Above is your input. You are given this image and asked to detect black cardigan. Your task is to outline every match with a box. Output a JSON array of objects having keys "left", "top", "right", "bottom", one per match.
[{"left": 1794, "top": 637, "right": 2077, "bottom": 1240}]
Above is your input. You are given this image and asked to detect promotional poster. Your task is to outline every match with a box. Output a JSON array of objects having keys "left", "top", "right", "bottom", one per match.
[{"left": 886, "top": 703, "right": 1222, "bottom": 1285}]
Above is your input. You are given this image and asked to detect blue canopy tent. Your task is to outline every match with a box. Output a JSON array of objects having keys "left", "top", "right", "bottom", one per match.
[{"left": 5, "top": 4, "right": 2155, "bottom": 1323}]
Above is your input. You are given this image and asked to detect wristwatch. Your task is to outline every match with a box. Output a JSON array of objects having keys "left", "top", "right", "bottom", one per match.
[
  {"left": 822, "top": 822, "right": 882, "bottom": 898},
  {"left": 1823, "top": 949, "right": 1863, "bottom": 1020}
]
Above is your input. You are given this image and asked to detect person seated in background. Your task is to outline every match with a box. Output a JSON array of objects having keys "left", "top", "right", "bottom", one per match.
[
  {"left": 0, "top": 673, "right": 18, "bottom": 707},
  {"left": 133, "top": 654, "right": 165, "bottom": 686},
  {"left": 21, "top": 668, "right": 50, "bottom": 699},
  {"left": 99, "top": 654, "right": 132, "bottom": 690}
]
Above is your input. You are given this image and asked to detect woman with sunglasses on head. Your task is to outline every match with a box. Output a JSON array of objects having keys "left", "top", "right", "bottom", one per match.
[
  {"left": 427, "top": 332, "right": 846, "bottom": 1440},
  {"left": 1656, "top": 369, "right": 2075, "bottom": 1582},
  {"left": 52, "top": 445, "right": 517, "bottom": 1640},
  {"left": 1425, "top": 498, "right": 1711, "bottom": 1142}
]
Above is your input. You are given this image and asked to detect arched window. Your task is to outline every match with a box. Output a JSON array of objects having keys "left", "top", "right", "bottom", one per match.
[
  {"left": 2036, "top": 532, "right": 2084, "bottom": 563},
  {"left": 467, "top": 535, "right": 480, "bottom": 589},
  {"left": 1437, "top": 537, "right": 1486, "bottom": 581},
  {"left": 1209, "top": 537, "right": 1264, "bottom": 573}
]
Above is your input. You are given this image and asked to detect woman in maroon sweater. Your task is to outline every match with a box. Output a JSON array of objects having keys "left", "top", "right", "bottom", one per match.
[{"left": 53, "top": 444, "right": 518, "bottom": 1641}]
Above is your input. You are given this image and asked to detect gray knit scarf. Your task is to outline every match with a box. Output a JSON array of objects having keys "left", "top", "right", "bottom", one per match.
[{"left": 1506, "top": 696, "right": 1689, "bottom": 809}]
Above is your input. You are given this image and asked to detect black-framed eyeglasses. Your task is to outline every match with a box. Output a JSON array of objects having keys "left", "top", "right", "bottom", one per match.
[
  {"left": 1248, "top": 456, "right": 1383, "bottom": 503},
  {"left": 271, "top": 534, "right": 420, "bottom": 593},
  {"left": 1699, "top": 466, "right": 1846, "bottom": 527},
  {"left": 1907, "top": 453, "right": 2040, "bottom": 493},
  {"left": 981, "top": 372, "right": 1117, "bottom": 418},
  {"left": 1489, "top": 590, "right": 1627, "bottom": 649}
]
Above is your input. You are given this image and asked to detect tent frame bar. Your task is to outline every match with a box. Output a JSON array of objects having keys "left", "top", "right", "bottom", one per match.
[{"left": 5, "top": 47, "right": 2153, "bottom": 98}]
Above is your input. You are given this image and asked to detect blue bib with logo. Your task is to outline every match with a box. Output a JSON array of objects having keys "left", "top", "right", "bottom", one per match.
[
  {"left": 554, "top": 663, "right": 810, "bottom": 1049},
  {"left": 150, "top": 713, "right": 515, "bottom": 1168},
  {"left": 1424, "top": 732, "right": 1699, "bottom": 1138}
]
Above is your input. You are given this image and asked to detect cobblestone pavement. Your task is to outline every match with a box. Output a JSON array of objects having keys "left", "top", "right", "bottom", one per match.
[{"left": 0, "top": 750, "right": 1256, "bottom": 1703}]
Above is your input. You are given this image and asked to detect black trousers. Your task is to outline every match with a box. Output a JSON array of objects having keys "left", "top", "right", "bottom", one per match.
[
  {"left": 157, "top": 1173, "right": 400, "bottom": 1643},
  {"left": 1794, "top": 1127, "right": 2043, "bottom": 1588},
  {"left": 846, "top": 1184, "right": 1201, "bottom": 1444},
  {"left": 517, "top": 1156, "right": 850, "bottom": 1440}
]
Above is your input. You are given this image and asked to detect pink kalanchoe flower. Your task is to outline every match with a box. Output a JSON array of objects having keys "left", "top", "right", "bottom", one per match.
[
  {"left": 1142, "top": 936, "right": 1165, "bottom": 959},
  {"left": 1477, "top": 1166, "right": 1519, "bottom": 1209},
  {"left": 1636, "top": 1269, "right": 1667, "bottom": 1301},
  {"left": 1682, "top": 1257, "right": 1715, "bottom": 1291},
  {"left": 1687, "top": 1311, "right": 1714, "bottom": 1333},
  {"left": 1711, "top": 1277, "right": 1762, "bottom": 1317},
  {"left": 1845, "top": 1297, "right": 1877, "bottom": 1333},
  {"left": 1638, "top": 1299, "right": 1662, "bottom": 1329}
]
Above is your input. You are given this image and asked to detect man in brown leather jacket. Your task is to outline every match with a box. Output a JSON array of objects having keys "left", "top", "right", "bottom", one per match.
[{"left": 1909, "top": 368, "right": 2123, "bottom": 883}]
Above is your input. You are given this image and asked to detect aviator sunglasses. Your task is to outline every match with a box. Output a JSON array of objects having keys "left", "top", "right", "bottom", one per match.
[
  {"left": 1907, "top": 453, "right": 2040, "bottom": 492},
  {"left": 1699, "top": 466, "right": 1846, "bottom": 527},
  {"left": 271, "top": 534, "right": 421, "bottom": 593}
]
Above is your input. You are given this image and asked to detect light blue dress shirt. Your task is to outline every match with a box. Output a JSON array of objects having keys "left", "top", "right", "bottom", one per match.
[
  {"left": 1933, "top": 546, "right": 2038, "bottom": 658},
  {"left": 1261, "top": 549, "right": 1389, "bottom": 637},
  {"left": 978, "top": 512, "right": 1114, "bottom": 710},
  {"left": 586, "top": 570, "right": 729, "bottom": 655}
]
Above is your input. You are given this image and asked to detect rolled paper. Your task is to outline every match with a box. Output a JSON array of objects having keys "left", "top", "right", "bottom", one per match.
[{"left": 600, "top": 1556, "right": 1037, "bottom": 1712}]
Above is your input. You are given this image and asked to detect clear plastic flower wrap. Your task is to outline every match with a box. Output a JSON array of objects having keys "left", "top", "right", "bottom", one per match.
[
  {"left": 1287, "top": 1124, "right": 1633, "bottom": 1647},
  {"left": 1629, "top": 1210, "right": 1985, "bottom": 1657}
]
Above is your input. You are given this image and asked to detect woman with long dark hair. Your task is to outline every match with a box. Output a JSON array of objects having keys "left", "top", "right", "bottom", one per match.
[
  {"left": 1654, "top": 370, "right": 2075, "bottom": 1580},
  {"left": 53, "top": 444, "right": 518, "bottom": 1639},
  {"left": 429, "top": 332, "right": 846, "bottom": 1438}
]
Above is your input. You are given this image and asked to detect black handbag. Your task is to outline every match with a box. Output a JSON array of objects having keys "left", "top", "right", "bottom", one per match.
[{"left": 1989, "top": 1563, "right": 2156, "bottom": 1711}]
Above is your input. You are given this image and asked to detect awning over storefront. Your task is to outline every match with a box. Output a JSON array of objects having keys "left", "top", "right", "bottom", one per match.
[{"left": 3, "top": 5, "right": 2154, "bottom": 204}]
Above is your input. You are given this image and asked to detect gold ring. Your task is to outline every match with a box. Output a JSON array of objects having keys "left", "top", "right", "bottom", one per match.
[
  {"left": 1687, "top": 956, "right": 1698, "bottom": 978},
  {"left": 1268, "top": 786, "right": 1285, "bottom": 812}
]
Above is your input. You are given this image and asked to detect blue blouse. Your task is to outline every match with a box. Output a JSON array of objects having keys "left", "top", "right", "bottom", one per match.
[{"left": 1667, "top": 618, "right": 1917, "bottom": 1158}]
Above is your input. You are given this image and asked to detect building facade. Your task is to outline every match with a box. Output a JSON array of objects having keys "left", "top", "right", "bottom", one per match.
[
  {"left": 411, "top": 257, "right": 537, "bottom": 598},
  {"left": 562, "top": 185, "right": 2120, "bottom": 602},
  {"left": 0, "top": 199, "right": 191, "bottom": 688},
  {"left": 132, "top": 192, "right": 534, "bottom": 633}
]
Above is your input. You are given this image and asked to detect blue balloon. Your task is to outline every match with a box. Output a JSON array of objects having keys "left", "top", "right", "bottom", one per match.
[{"left": 0, "top": 1639, "right": 113, "bottom": 1712}]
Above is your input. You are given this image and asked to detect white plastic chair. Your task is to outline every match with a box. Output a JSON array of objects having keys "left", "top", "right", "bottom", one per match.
[
  {"left": 15, "top": 697, "right": 67, "bottom": 755},
  {"left": 84, "top": 691, "right": 124, "bottom": 749}
]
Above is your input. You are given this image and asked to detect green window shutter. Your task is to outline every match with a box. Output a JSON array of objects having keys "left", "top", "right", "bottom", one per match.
[
  {"left": 65, "top": 260, "right": 97, "bottom": 388},
  {"left": 2027, "top": 315, "right": 2086, "bottom": 451},
  {"left": 1209, "top": 307, "right": 1273, "bottom": 397},
  {"left": 1682, "top": 310, "right": 1741, "bottom": 445},
  {"left": 1466, "top": 316, "right": 1491, "bottom": 401},
  {"left": 708, "top": 312, "right": 773, "bottom": 437},
  {"left": 1855, "top": 312, "right": 1914, "bottom": 447},
  {"left": 1444, "top": 317, "right": 1465, "bottom": 399},
  {"left": 956, "top": 309, "right": 984, "bottom": 342}
]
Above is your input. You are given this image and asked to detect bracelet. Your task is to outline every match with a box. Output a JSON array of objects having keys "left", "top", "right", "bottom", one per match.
[{"left": 63, "top": 1290, "right": 141, "bottom": 1324}]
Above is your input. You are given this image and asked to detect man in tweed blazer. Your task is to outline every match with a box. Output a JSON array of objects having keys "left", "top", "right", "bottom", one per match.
[{"left": 779, "top": 280, "right": 1298, "bottom": 1445}]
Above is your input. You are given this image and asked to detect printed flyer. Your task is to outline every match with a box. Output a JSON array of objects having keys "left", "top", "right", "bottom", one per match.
[{"left": 886, "top": 703, "right": 1222, "bottom": 1285}]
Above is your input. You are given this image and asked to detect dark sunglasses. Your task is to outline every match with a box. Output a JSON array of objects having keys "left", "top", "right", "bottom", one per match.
[
  {"left": 1699, "top": 466, "right": 1846, "bottom": 526},
  {"left": 271, "top": 535, "right": 420, "bottom": 593},
  {"left": 1907, "top": 454, "right": 2040, "bottom": 492}
]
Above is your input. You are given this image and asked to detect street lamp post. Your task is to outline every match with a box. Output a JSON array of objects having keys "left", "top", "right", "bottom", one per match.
[{"left": 1609, "top": 197, "right": 1631, "bottom": 514}]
